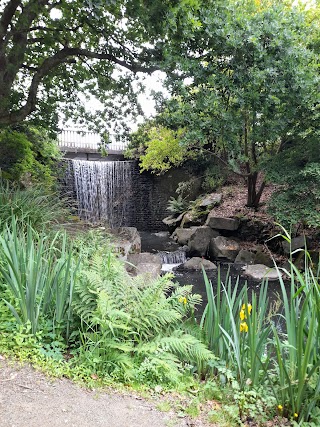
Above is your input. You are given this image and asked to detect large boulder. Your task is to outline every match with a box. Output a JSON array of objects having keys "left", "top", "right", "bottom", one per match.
[
  {"left": 282, "top": 235, "right": 310, "bottom": 254},
  {"left": 254, "top": 249, "right": 274, "bottom": 268},
  {"left": 209, "top": 236, "right": 240, "bottom": 261},
  {"left": 237, "top": 218, "right": 274, "bottom": 243},
  {"left": 187, "top": 226, "right": 217, "bottom": 257},
  {"left": 198, "top": 193, "right": 222, "bottom": 208},
  {"left": 126, "top": 252, "right": 162, "bottom": 278},
  {"left": 162, "top": 213, "right": 184, "bottom": 227},
  {"left": 111, "top": 227, "right": 141, "bottom": 257},
  {"left": 243, "top": 264, "right": 280, "bottom": 281},
  {"left": 206, "top": 215, "right": 240, "bottom": 231},
  {"left": 234, "top": 249, "right": 256, "bottom": 264},
  {"left": 172, "top": 227, "right": 198, "bottom": 245},
  {"left": 181, "top": 211, "right": 205, "bottom": 227},
  {"left": 179, "top": 257, "right": 217, "bottom": 271}
]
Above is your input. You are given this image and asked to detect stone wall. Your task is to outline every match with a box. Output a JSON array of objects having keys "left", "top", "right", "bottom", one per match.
[{"left": 61, "top": 159, "right": 195, "bottom": 231}]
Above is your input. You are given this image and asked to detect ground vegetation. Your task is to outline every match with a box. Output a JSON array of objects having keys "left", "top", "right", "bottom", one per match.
[{"left": 0, "top": 185, "right": 319, "bottom": 425}]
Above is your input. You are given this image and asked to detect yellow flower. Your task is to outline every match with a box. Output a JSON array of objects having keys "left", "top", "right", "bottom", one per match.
[
  {"left": 178, "top": 296, "right": 187, "bottom": 305},
  {"left": 240, "top": 303, "right": 252, "bottom": 320},
  {"left": 241, "top": 303, "right": 252, "bottom": 314},
  {"left": 240, "top": 322, "right": 248, "bottom": 333},
  {"left": 277, "top": 405, "right": 283, "bottom": 411},
  {"left": 294, "top": 413, "right": 298, "bottom": 418}
]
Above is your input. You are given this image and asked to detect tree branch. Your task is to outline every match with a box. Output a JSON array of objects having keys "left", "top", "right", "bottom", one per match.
[
  {"left": 0, "top": 45, "right": 158, "bottom": 125},
  {"left": 0, "top": 0, "right": 21, "bottom": 42},
  {"left": 68, "top": 47, "right": 158, "bottom": 73},
  {"left": 200, "top": 148, "right": 249, "bottom": 178}
]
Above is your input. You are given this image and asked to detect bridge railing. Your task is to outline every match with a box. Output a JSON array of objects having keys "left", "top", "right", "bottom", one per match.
[{"left": 58, "top": 129, "right": 128, "bottom": 152}]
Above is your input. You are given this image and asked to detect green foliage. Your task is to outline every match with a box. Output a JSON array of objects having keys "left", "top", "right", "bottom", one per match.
[
  {"left": 0, "top": 217, "right": 78, "bottom": 337},
  {"left": 134, "top": 126, "right": 191, "bottom": 174},
  {"left": 72, "top": 253, "right": 212, "bottom": 385},
  {"left": 200, "top": 229, "right": 320, "bottom": 424},
  {"left": 270, "top": 228, "right": 320, "bottom": 422},
  {"left": 0, "top": 180, "right": 68, "bottom": 232},
  {"left": 0, "top": 0, "right": 187, "bottom": 132},
  {"left": 167, "top": 195, "right": 189, "bottom": 215},
  {"left": 265, "top": 137, "right": 320, "bottom": 228},
  {"left": 0, "top": 126, "right": 61, "bottom": 186},
  {"left": 152, "top": 0, "right": 319, "bottom": 207},
  {"left": 201, "top": 268, "right": 271, "bottom": 389},
  {"left": 201, "top": 163, "right": 228, "bottom": 192}
]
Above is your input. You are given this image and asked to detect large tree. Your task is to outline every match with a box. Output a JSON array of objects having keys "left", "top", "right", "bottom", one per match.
[
  {"left": 142, "top": 0, "right": 319, "bottom": 208},
  {"left": 0, "top": 0, "right": 180, "bottom": 132}
]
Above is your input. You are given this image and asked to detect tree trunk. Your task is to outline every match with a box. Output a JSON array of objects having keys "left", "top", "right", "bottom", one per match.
[{"left": 246, "top": 172, "right": 266, "bottom": 209}]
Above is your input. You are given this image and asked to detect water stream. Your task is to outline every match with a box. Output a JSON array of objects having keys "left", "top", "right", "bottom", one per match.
[
  {"left": 140, "top": 231, "right": 286, "bottom": 317},
  {"left": 67, "top": 159, "right": 135, "bottom": 227}
]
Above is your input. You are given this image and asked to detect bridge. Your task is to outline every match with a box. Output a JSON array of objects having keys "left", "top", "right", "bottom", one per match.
[{"left": 58, "top": 129, "right": 128, "bottom": 160}]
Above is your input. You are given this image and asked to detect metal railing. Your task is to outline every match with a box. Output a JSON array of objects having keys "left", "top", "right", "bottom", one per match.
[{"left": 58, "top": 129, "right": 128, "bottom": 152}]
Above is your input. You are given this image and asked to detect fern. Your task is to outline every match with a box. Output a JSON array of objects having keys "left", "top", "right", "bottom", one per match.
[{"left": 72, "top": 249, "right": 213, "bottom": 385}]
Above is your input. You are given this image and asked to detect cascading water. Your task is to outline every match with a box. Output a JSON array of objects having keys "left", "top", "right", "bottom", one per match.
[
  {"left": 159, "top": 250, "right": 187, "bottom": 265},
  {"left": 67, "top": 159, "right": 135, "bottom": 227}
]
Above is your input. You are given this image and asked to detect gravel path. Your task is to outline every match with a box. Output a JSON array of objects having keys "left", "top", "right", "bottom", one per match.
[{"left": 0, "top": 360, "right": 190, "bottom": 427}]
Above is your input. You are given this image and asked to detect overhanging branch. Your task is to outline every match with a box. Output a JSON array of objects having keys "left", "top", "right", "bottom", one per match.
[{"left": 0, "top": 45, "right": 158, "bottom": 125}]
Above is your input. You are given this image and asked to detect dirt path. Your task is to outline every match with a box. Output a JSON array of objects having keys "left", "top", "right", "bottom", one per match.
[{"left": 0, "top": 360, "right": 195, "bottom": 427}]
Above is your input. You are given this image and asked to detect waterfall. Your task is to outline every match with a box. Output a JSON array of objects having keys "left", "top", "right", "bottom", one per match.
[
  {"left": 159, "top": 249, "right": 187, "bottom": 265},
  {"left": 67, "top": 159, "right": 135, "bottom": 227}
]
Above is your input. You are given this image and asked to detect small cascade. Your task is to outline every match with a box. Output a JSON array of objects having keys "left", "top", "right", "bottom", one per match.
[
  {"left": 67, "top": 159, "right": 135, "bottom": 227},
  {"left": 159, "top": 249, "right": 187, "bottom": 265}
]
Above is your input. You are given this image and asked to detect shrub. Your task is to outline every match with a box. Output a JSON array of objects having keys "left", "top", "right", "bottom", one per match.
[
  {"left": 0, "top": 125, "right": 61, "bottom": 187},
  {"left": 72, "top": 251, "right": 213, "bottom": 385}
]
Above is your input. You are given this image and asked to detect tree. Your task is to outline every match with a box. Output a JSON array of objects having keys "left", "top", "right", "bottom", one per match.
[
  {"left": 144, "top": 0, "right": 319, "bottom": 208},
  {"left": 0, "top": 0, "right": 179, "bottom": 132},
  {"left": 265, "top": 136, "right": 320, "bottom": 228},
  {"left": 0, "top": 124, "right": 62, "bottom": 185}
]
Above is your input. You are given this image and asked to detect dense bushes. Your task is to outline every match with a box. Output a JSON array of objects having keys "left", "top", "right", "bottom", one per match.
[
  {"left": 0, "top": 181, "right": 68, "bottom": 231},
  {"left": 0, "top": 210, "right": 213, "bottom": 388},
  {"left": 0, "top": 125, "right": 61, "bottom": 187}
]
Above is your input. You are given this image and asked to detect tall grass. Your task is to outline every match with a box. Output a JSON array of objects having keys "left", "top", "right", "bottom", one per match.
[
  {"left": 0, "top": 217, "right": 78, "bottom": 337},
  {"left": 201, "top": 233, "right": 320, "bottom": 423},
  {"left": 271, "top": 239, "right": 320, "bottom": 421},
  {"left": 201, "top": 267, "right": 271, "bottom": 388},
  {"left": 0, "top": 180, "right": 68, "bottom": 231}
]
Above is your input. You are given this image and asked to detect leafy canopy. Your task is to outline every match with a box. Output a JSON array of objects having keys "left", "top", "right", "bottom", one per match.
[
  {"left": 0, "top": 0, "right": 184, "bottom": 132},
  {"left": 132, "top": 0, "right": 319, "bottom": 208}
]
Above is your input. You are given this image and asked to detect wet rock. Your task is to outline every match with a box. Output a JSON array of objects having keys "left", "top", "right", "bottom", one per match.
[
  {"left": 126, "top": 252, "right": 162, "bottom": 278},
  {"left": 206, "top": 215, "right": 240, "bottom": 231},
  {"left": 179, "top": 257, "right": 217, "bottom": 270},
  {"left": 172, "top": 227, "right": 198, "bottom": 245},
  {"left": 111, "top": 227, "right": 141, "bottom": 257},
  {"left": 198, "top": 193, "right": 222, "bottom": 207},
  {"left": 187, "top": 226, "right": 217, "bottom": 257},
  {"left": 209, "top": 236, "right": 240, "bottom": 261},
  {"left": 234, "top": 249, "right": 256, "bottom": 264},
  {"left": 162, "top": 213, "right": 184, "bottom": 227},
  {"left": 243, "top": 264, "right": 280, "bottom": 281},
  {"left": 254, "top": 249, "right": 274, "bottom": 268},
  {"left": 282, "top": 235, "right": 310, "bottom": 254}
]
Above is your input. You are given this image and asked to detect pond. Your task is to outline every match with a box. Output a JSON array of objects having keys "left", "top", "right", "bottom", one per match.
[{"left": 140, "top": 231, "right": 287, "bottom": 319}]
